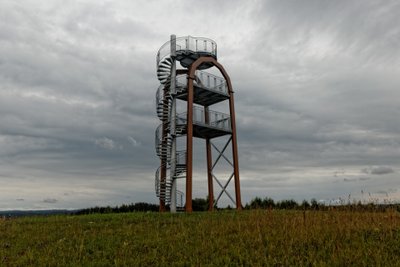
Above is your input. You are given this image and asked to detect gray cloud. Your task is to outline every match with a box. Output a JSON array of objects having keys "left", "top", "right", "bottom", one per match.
[
  {"left": 43, "top": 198, "right": 58, "bottom": 204},
  {"left": 0, "top": 0, "right": 399, "bottom": 209},
  {"left": 362, "top": 166, "right": 395, "bottom": 175},
  {"left": 127, "top": 136, "right": 140, "bottom": 147},
  {"left": 95, "top": 137, "right": 120, "bottom": 150}
]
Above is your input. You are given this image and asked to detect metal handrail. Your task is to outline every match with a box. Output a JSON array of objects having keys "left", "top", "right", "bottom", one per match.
[
  {"left": 155, "top": 124, "right": 171, "bottom": 157},
  {"left": 176, "top": 190, "right": 184, "bottom": 208},
  {"left": 195, "top": 70, "right": 227, "bottom": 94},
  {"left": 157, "top": 71, "right": 228, "bottom": 111},
  {"left": 156, "top": 36, "right": 217, "bottom": 68},
  {"left": 155, "top": 84, "right": 164, "bottom": 106},
  {"left": 155, "top": 150, "right": 187, "bottom": 198},
  {"left": 156, "top": 74, "right": 187, "bottom": 108},
  {"left": 176, "top": 107, "right": 231, "bottom": 132},
  {"left": 176, "top": 150, "right": 186, "bottom": 166},
  {"left": 176, "top": 70, "right": 228, "bottom": 95}
]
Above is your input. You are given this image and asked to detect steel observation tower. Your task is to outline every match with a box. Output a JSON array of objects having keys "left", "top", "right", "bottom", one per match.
[{"left": 154, "top": 35, "right": 241, "bottom": 212}]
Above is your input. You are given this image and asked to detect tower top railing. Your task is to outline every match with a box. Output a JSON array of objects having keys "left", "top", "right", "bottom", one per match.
[{"left": 156, "top": 36, "right": 217, "bottom": 67}]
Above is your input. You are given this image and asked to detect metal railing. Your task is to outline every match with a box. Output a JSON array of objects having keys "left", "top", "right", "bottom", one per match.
[
  {"left": 176, "top": 190, "right": 184, "bottom": 209},
  {"left": 155, "top": 150, "right": 186, "bottom": 198},
  {"left": 155, "top": 84, "right": 165, "bottom": 106},
  {"left": 196, "top": 70, "right": 228, "bottom": 95},
  {"left": 175, "top": 71, "right": 228, "bottom": 95},
  {"left": 155, "top": 124, "right": 171, "bottom": 158},
  {"left": 177, "top": 107, "right": 231, "bottom": 132},
  {"left": 155, "top": 84, "right": 168, "bottom": 116},
  {"left": 157, "top": 36, "right": 217, "bottom": 67},
  {"left": 157, "top": 72, "right": 228, "bottom": 105},
  {"left": 156, "top": 75, "right": 187, "bottom": 107},
  {"left": 176, "top": 150, "right": 186, "bottom": 165}
]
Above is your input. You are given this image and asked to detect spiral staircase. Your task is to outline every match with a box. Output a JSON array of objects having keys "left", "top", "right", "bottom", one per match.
[{"left": 155, "top": 36, "right": 234, "bottom": 209}]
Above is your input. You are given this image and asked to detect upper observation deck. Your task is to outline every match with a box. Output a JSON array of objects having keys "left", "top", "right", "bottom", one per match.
[
  {"left": 155, "top": 70, "right": 229, "bottom": 120},
  {"left": 175, "top": 70, "right": 229, "bottom": 106},
  {"left": 157, "top": 36, "right": 217, "bottom": 70}
]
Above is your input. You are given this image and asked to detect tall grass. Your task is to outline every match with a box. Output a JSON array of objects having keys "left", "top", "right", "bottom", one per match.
[{"left": 1, "top": 210, "right": 399, "bottom": 266}]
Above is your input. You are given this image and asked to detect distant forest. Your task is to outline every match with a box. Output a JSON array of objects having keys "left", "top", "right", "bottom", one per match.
[
  {"left": 76, "top": 202, "right": 159, "bottom": 215},
  {"left": 75, "top": 197, "right": 400, "bottom": 214}
]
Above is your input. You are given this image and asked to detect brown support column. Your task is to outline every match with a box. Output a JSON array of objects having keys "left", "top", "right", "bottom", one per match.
[
  {"left": 159, "top": 163, "right": 167, "bottom": 211},
  {"left": 228, "top": 92, "right": 242, "bottom": 210},
  {"left": 205, "top": 106, "right": 214, "bottom": 211},
  {"left": 206, "top": 139, "right": 214, "bottom": 211},
  {"left": 211, "top": 59, "right": 242, "bottom": 210},
  {"left": 185, "top": 72, "right": 194, "bottom": 212}
]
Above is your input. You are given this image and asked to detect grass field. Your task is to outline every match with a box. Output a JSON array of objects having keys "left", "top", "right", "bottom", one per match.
[{"left": 1, "top": 209, "right": 400, "bottom": 266}]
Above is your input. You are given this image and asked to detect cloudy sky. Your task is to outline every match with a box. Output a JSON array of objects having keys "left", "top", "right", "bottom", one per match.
[{"left": 1, "top": 0, "right": 399, "bottom": 210}]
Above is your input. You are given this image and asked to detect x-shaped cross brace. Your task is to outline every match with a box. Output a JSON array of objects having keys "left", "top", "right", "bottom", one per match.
[{"left": 210, "top": 137, "right": 236, "bottom": 206}]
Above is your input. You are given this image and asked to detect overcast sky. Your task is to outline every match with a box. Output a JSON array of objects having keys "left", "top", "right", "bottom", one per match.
[{"left": 1, "top": 0, "right": 399, "bottom": 210}]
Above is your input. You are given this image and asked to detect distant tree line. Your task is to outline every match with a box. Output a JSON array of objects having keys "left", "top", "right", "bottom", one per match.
[
  {"left": 245, "top": 196, "right": 400, "bottom": 212},
  {"left": 245, "top": 197, "right": 320, "bottom": 210},
  {"left": 76, "top": 202, "right": 159, "bottom": 215},
  {"left": 193, "top": 196, "right": 400, "bottom": 212},
  {"left": 75, "top": 197, "right": 400, "bottom": 215}
]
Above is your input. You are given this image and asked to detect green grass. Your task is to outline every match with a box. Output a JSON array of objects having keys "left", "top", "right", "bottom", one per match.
[{"left": 1, "top": 210, "right": 400, "bottom": 266}]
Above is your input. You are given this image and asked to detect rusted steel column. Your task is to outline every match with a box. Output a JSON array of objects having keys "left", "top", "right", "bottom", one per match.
[
  {"left": 213, "top": 60, "right": 242, "bottom": 210},
  {"left": 228, "top": 90, "right": 242, "bottom": 210},
  {"left": 205, "top": 106, "right": 214, "bottom": 211},
  {"left": 185, "top": 70, "right": 195, "bottom": 213},
  {"left": 221, "top": 62, "right": 242, "bottom": 210},
  {"left": 159, "top": 160, "right": 166, "bottom": 211}
]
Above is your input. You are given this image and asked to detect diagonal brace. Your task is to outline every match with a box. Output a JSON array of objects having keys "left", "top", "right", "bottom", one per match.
[
  {"left": 211, "top": 136, "right": 232, "bottom": 170},
  {"left": 213, "top": 172, "right": 235, "bottom": 206},
  {"left": 211, "top": 140, "right": 233, "bottom": 168}
]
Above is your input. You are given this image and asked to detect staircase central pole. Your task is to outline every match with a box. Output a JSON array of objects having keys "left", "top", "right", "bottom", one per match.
[
  {"left": 159, "top": 86, "right": 168, "bottom": 212},
  {"left": 169, "top": 34, "right": 177, "bottom": 213}
]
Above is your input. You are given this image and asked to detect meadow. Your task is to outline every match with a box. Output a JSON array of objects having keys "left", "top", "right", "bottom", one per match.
[{"left": 1, "top": 209, "right": 400, "bottom": 266}]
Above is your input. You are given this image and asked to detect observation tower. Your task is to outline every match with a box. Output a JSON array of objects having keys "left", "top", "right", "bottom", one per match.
[{"left": 154, "top": 35, "right": 241, "bottom": 212}]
